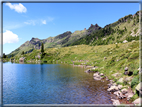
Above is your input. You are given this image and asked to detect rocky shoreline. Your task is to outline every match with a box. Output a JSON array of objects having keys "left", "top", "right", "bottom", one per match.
[{"left": 74, "top": 65, "right": 141, "bottom": 106}]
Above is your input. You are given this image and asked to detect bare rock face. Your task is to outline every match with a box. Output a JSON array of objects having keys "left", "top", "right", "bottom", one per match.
[
  {"left": 87, "top": 23, "right": 102, "bottom": 35},
  {"left": 55, "top": 31, "right": 72, "bottom": 40}
]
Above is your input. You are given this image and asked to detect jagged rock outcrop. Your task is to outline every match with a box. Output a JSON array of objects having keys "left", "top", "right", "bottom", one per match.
[{"left": 87, "top": 24, "right": 102, "bottom": 35}]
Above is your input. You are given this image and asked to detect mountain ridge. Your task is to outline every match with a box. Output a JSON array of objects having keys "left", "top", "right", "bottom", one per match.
[{"left": 7, "top": 10, "right": 141, "bottom": 57}]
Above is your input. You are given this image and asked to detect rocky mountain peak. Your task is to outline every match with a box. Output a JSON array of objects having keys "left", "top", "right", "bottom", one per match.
[
  {"left": 30, "top": 37, "right": 40, "bottom": 42},
  {"left": 89, "top": 23, "right": 100, "bottom": 29},
  {"left": 94, "top": 24, "right": 99, "bottom": 27},
  {"left": 55, "top": 31, "right": 72, "bottom": 40},
  {"left": 87, "top": 23, "right": 101, "bottom": 35}
]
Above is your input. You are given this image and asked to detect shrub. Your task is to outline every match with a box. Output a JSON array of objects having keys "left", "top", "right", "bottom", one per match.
[
  {"left": 134, "top": 28, "right": 138, "bottom": 34},
  {"left": 130, "top": 93, "right": 139, "bottom": 102},
  {"left": 131, "top": 77, "right": 139, "bottom": 88},
  {"left": 129, "top": 31, "right": 132, "bottom": 34},
  {"left": 115, "top": 44, "right": 119, "bottom": 48},
  {"left": 133, "top": 70, "right": 139, "bottom": 75}
]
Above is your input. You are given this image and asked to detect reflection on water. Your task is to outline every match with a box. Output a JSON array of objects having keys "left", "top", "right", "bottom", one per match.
[{"left": 3, "top": 62, "right": 113, "bottom": 104}]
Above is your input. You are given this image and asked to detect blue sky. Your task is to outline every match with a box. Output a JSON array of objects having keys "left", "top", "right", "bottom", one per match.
[{"left": 3, "top": 2, "right": 139, "bottom": 54}]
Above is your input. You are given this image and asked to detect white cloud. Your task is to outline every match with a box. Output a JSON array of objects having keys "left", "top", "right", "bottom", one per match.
[
  {"left": 47, "top": 17, "right": 54, "bottom": 22},
  {"left": 5, "top": 3, "right": 27, "bottom": 13},
  {"left": 24, "top": 17, "right": 54, "bottom": 26},
  {"left": 3, "top": 24, "right": 23, "bottom": 31},
  {"left": 24, "top": 20, "right": 36, "bottom": 25},
  {"left": 3, "top": 30, "right": 19, "bottom": 44},
  {"left": 41, "top": 20, "right": 46, "bottom": 24}
]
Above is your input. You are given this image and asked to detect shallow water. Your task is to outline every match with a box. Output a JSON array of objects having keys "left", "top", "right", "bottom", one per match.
[{"left": 3, "top": 62, "right": 113, "bottom": 104}]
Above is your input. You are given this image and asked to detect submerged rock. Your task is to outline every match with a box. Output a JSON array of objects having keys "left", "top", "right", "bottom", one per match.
[{"left": 85, "top": 69, "right": 90, "bottom": 73}]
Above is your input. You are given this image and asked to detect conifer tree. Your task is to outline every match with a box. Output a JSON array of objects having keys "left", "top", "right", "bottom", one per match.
[{"left": 41, "top": 43, "right": 44, "bottom": 54}]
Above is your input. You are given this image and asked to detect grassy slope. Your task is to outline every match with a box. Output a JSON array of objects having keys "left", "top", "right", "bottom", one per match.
[{"left": 71, "top": 13, "right": 139, "bottom": 46}]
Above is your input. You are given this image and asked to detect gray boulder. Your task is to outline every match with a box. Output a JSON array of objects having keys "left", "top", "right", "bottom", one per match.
[
  {"left": 135, "top": 82, "right": 142, "bottom": 95},
  {"left": 114, "top": 91, "right": 124, "bottom": 99},
  {"left": 118, "top": 85, "right": 123, "bottom": 90},
  {"left": 132, "top": 98, "right": 142, "bottom": 105},
  {"left": 125, "top": 67, "right": 128, "bottom": 71},
  {"left": 125, "top": 93, "right": 134, "bottom": 101},
  {"left": 123, "top": 40, "right": 128, "bottom": 43},
  {"left": 124, "top": 71, "right": 129, "bottom": 75},
  {"left": 85, "top": 69, "right": 90, "bottom": 73},
  {"left": 100, "top": 73, "right": 104, "bottom": 76},
  {"left": 121, "top": 88, "right": 128, "bottom": 94},
  {"left": 118, "top": 78, "right": 123, "bottom": 83},
  {"left": 93, "top": 72, "right": 102, "bottom": 80},
  {"left": 111, "top": 99, "right": 120, "bottom": 106},
  {"left": 19, "top": 57, "right": 25, "bottom": 62},
  {"left": 107, "top": 86, "right": 119, "bottom": 92}
]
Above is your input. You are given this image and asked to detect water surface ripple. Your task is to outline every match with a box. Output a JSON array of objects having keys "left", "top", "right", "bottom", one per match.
[{"left": 3, "top": 62, "right": 112, "bottom": 104}]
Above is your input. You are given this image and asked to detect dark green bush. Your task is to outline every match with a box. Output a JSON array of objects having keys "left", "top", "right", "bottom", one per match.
[
  {"left": 131, "top": 77, "right": 139, "bottom": 88},
  {"left": 133, "top": 70, "right": 139, "bottom": 75}
]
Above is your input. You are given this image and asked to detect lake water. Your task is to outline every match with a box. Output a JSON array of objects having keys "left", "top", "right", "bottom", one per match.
[{"left": 3, "top": 62, "right": 113, "bottom": 104}]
